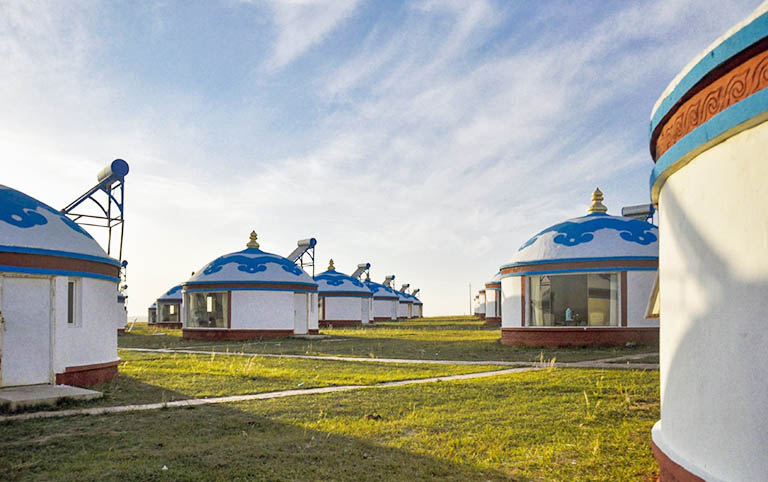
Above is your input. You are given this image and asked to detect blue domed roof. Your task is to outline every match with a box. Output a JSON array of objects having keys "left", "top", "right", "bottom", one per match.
[
  {"left": 186, "top": 235, "right": 316, "bottom": 290},
  {"left": 158, "top": 284, "right": 183, "bottom": 302},
  {"left": 503, "top": 212, "right": 658, "bottom": 269},
  {"left": 364, "top": 280, "right": 399, "bottom": 300},
  {"left": 394, "top": 290, "right": 414, "bottom": 303},
  {"left": 0, "top": 185, "right": 117, "bottom": 266},
  {"left": 315, "top": 269, "right": 372, "bottom": 295}
]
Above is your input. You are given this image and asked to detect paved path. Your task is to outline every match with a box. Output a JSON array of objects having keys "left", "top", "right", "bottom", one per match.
[
  {"left": 122, "top": 347, "right": 657, "bottom": 368},
  {"left": 0, "top": 367, "right": 537, "bottom": 423}
]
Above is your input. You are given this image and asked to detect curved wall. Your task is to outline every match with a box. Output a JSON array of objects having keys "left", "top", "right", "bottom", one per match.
[{"left": 649, "top": 6, "right": 768, "bottom": 479}]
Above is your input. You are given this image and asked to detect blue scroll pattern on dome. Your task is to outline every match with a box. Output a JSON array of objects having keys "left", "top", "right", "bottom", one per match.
[
  {"left": 203, "top": 254, "right": 304, "bottom": 276},
  {"left": 165, "top": 285, "right": 182, "bottom": 296},
  {"left": 0, "top": 187, "right": 94, "bottom": 238},
  {"left": 519, "top": 217, "right": 658, "bottom": 250},
  {"left": 316, "top": 272, "right": 364, "bottom": 287}
]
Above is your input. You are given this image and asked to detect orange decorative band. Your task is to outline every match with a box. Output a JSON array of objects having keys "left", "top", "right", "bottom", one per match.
[
  {"left": 652, "top": 37, "right": 768, "bottom": 161},
  {"left": 183, "top": 282, "right": 317, "bottom": 292},
  {"left": 0, "top": 251, "right": 120, "bottom": 280},
  {"left": 501, "top": 258, "right": 658, "bottom": 276},
  {"left": 485, "top": 282, "right": 501, "bottom": 289}
]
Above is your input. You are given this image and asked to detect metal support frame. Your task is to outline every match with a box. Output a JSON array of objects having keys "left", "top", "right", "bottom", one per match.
[
  {"left": 297, "top": 247, "right": 315, "bottom": 277},
  {"left": 62, "top": 161, "right": 128, "bottom": 263}
]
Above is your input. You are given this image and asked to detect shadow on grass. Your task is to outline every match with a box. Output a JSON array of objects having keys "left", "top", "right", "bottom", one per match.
[{"left": 0, "top": 400, "right": 516, "bottom": 481}]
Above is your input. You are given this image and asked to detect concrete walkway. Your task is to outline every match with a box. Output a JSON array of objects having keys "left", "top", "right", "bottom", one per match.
[
  {"left": 0, "top": 367, "right": 537, "bottom": 423},
  {"left": 122, "top": 347, "right": 657, "bottom": 368}
]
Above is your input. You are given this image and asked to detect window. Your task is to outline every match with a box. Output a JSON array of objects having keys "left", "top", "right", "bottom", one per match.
[
  {"left": 67, "top": 279, "right": 79, "bottom": 324},
  {"left": 160, "top": 303, "right": 180, "bottom": 322},
  {"left": 529, "top": 273, "right": 619, "bottom": 326},
  {"left": 187, "top": 292, "right": 228, "bottom": 328}
]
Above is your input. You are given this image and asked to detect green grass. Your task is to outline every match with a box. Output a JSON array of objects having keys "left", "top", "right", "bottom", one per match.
[
  {"left": 0, "top": 368, "right": 660, "bottom": 481},
  {"left": 120, "top": 318, "right": 658, "bottom": 363},
  {"left": 12, "top": 351, "right": 507, "bottom": 412}
]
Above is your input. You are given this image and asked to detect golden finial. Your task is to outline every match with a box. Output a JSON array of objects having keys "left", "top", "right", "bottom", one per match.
[
  {"left": 587, "top": 187, "right": 607, "bottom": 214},
  {"left": 246, "top": 231, "right": 260, "bottom": 249},
  {"left": 328, "top": 258, "right": 335, "bottom": 271}
]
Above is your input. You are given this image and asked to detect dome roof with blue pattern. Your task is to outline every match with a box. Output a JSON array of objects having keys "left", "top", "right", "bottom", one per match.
[
  {"left": 185, "top": 232, "right": 317, "bottom": 288},
  {"left": 395, "top": 290, "right": 414, "bottom": 303},
  {"left": 157, "top": 284, "right": 183, "bottom": 302},
  {"left": 363, "top": 278, "right": 399, "bottom": 300},
  {"left": 502, "top": 189, "right": 658, "bottom": 269},
  {"left": 314, "top": 259, "right": 372, "bottom": 295},
  {"left": 486, "top": 272, "right": 502, "bottom": 286},
  {"left": 0, "top": 184, "right": 117, "bottom": 266}
]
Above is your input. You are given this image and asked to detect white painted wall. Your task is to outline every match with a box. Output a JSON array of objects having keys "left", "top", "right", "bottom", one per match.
[
  {"left": 323, "top": 296, "right": 368, "bottom": 322},
  {"left": 230, "top": 290, "right": 293, "bottom": 330},
  {"left": 54, "top": 277, "right": 119, "bottom": 376},
  {"left": 373, "top": 299, "right": 397, "bottom": 320},
  {"left": 627, "top": 271, "right": 658, "bottom": 327},
  {"left": 654, "top": 120, "right": 768, "bottom": 482},
  {"left": 501, "top": 276, "right": 522, "bottom": 328},
  {"left": 477, "top": 292, "right": 486, "bottom": 315},
  {"left": 397, "top": 301, "right": 409, "bottom": 318},
  {"left": 116, "top": 300, "right": 128, "bottom": 330},
  {"left": 309, "top": 293, "right": 318, "bottom": 331},
  {"left": 485, "top": 288, "right": 499, "bottom": 318}
]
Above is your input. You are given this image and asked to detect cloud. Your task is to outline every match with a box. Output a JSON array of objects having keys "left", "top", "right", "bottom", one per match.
[{"left": 261, "top": 0, "right": 362, "bottom": 71}]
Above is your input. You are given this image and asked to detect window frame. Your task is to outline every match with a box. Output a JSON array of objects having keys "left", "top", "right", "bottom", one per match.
[
  {"left": 184, "top": 291, "right": 230, "bottom": 329},
  {"left": 527, "top": 272, "right": 622, "bottom": 327}
]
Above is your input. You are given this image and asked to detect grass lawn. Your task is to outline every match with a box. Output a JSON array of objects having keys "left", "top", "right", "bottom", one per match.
[
  {"left": 4, "top": 351, "right": 507, "bottom": 413},
  {"left": 120, "top": 317, "right": 658, "bottom": 363},
  {"left": 0, "top": 368, "right": 660, "bottom": 481}
]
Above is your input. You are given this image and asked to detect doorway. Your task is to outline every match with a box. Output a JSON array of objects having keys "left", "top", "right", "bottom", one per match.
[{"left": 1, "top": 276, "right": 52, "bottom": 387}]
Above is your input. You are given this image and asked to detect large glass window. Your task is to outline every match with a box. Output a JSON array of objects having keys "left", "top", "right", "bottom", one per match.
[
  {"left": 159, "top": 303, "right": 180, "bottom": 322},
  {"left": 187, "top": 292, "right": 228, "bottom": 328},
  {"left": 529, "top": 273, "right": 619, "bottom": 326}
]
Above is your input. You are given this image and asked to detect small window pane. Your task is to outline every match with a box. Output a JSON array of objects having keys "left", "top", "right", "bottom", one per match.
[{"left": 67, "top": 281, "right": 75, "bottom": 324}]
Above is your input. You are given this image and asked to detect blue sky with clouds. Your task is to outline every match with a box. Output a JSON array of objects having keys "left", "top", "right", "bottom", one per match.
[{"left": 1, "top": 0, "right": 761, "bottom": 316}]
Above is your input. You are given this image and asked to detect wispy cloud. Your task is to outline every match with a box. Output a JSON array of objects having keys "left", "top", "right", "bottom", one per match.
[{"left": 260, "top": 0, "right": 362, "bottom": 71}]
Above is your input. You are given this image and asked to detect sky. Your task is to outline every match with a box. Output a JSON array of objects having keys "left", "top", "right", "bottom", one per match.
[{"left": 0, "top": 0, "right": 762, "bottom": 318}]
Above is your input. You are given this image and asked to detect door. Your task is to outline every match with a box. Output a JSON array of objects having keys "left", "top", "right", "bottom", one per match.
[
  {"left": 1, "top": 276, "right": 52, "bottom": 387},
  {"left": 361, "top": 298, "right": 370, "bottom": 324},
  {"left": 293, "top": 293, "right": 308, "bottom": 335}
]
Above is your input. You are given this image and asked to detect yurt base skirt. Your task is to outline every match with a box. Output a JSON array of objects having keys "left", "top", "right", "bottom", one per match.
[
  {"left": 319, "top": 319, "right": 362, "bottom": 328},
  {"left": 483, "top": 317, "right": 501, "bottom": 327},
  {"left": 155, "top": 322, "right": 183, "bottom": 329},
  {"left": 117, "top": 328, "right": 126, "bottom": 334},
  {"left": 651, "top": 439, "right": 705, "bottom": 482},
  {"left": 372, "top": 317, "right": 394, "bottom": 321},
  {"left": 182, "top": 329, "right": 319, "bottom": 340},
  {"left": 55, "top": 360, "right": 120, "bottom": 387},
  {"left": 500, "top": 327, "right": 659, "bottom": 347}
]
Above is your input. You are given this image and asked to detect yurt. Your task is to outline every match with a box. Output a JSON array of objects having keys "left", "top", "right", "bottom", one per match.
[
  {"left": 411, "top": 289, "right": 423, "bottom": 317},
  {"left": 648, "top": 5, "right": 768, "bottom": 480},
  {"left": 156, "top": 284, "right": 182, "bottom": 328},
  {"left": 181, "top": 231, "right": 318, "bottom": 340},
  {"left": 315, "top": 259, "right": 373, "bottom": 327},
  {"left": 395, "top": 284, "right": 414, "bottom": 319},
  {"left": 476, "top": 290, "right": 486, "bottom": 319},
  {"left": 473, "top": 295, "right": 481, "bottom": 316},
  {"left": 0, "top": 185, "right": 120, "bottom": 387},
  {"left": 499, "top": 189, "right": 659, "bottom": 347},
  {"left": 363, "top": 274, "right": 399, "bottom": 321},
  {"left": 147, "top": 302, "right": 157, "bottom": 325},
  {"left": 484, "top": 273, "right": 502, "bottom": 326},
  {"left": 116, "top": 292, "right": 128, "bottom": 333}
]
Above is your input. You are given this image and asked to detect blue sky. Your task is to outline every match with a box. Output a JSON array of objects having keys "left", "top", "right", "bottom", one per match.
[{"left": 0, "top": 0, "right": 761, "bottom": 316}]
